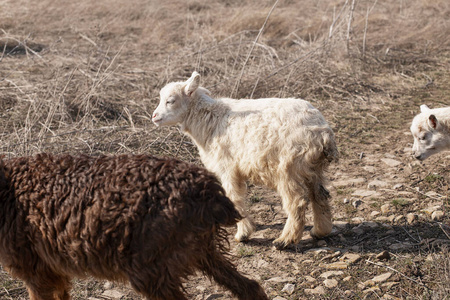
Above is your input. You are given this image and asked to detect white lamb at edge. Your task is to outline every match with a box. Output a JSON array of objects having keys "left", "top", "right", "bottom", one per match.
[
  {"left": 152, "top": 71, "right": 338, "bottom": 249},
  {"left": 410, "top": 104, "right": 450, "bottom": 160}
]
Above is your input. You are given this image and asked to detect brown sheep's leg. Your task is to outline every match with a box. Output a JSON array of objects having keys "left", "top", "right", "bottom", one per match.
[
  {"left": 201, "top": 250, "right": 268, "bottom": 300},
  {"left": 25, "top": 274, "right": 71, "bottom": 300},
  {"left": 128, "top": 273, "right": 188, "bottom": 300}
]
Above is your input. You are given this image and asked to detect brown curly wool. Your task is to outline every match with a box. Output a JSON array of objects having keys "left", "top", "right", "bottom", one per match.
[{"left": 0, "top": 153, "right": 267, "bottom": 300}]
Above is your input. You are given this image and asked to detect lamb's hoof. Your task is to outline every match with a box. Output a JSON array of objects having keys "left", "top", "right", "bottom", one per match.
[
  {"left": 272, "top": 239, "right": 289, "bottom": 250},
  {"left": 235, "top": 234, "right": 250, "bottom": 243},
  {"left": 310, "top": 227, "right": 330, "bottom": 239}
]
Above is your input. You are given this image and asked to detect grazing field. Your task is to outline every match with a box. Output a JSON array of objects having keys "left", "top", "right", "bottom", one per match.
[{"left": 0, "top": 0, "right": 449, "bottom": 299}]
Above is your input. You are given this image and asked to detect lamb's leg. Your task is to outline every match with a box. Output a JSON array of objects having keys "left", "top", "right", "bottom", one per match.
[
  {"left": 273, "top": 183, "right": 307, "bottom": 249},
  {"left": 221, "top": 177, "right": 254, "bottom": 242},
  {"left": 309, "top": 183, "right": 333, "bottom": 238},
  {"left": 201, "top": 249, "right": 268, "bottom": 300}
]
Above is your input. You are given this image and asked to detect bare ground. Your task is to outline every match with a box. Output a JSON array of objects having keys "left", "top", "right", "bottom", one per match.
[{"left": 0, "top": 0, "right": 449, "bottom": 299}]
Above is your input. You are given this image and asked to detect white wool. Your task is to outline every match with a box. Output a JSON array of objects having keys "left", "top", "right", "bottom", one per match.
[
  {"left": 410, "top": 105, "right": 450, "bottom": 160},
  {"left": 153, "top": 72, "right": 338, "bottom": 248}
]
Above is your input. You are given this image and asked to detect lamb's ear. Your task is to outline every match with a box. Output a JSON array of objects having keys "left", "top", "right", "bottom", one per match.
[
  {"left": 420, "top": 104, "right": 430, "bottom": 113},
  {"left": 428, "top": 114, "right": 438, "bottom": 129},
  {"left": 185, "top": 71, "right": 200, "bottom": 97}
]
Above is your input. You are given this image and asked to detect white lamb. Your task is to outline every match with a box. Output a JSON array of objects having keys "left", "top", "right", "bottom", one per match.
[
  {"left": 410, "top": 104, "right": 450, "bottom": 160},
  {"left": 152, "top": 72, "right": 338, "bottom": 249}
]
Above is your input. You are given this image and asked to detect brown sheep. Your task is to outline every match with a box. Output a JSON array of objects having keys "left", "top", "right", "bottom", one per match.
[{"left": 0, "top": 153, "right": 268, "bottom": 300}]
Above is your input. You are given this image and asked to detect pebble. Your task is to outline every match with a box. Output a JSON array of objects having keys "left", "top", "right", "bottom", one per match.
[
  {"left": 394, "top": 215, "right": 405, "bottom": 223},
  {"left": 343, "top": 198, "right": 350, "bottom": 204},
  {"left": 340, "top": 253, "right": 361, "bottom": 264},
  {"left": 352, "top": 217, "right": 365, "bottom": 224},
  {"left": 304, "top": 286, "right": 326, "bottom": 295},
  {"left": 353, "top": 199, "right": 363, "bottom": 208},
  {"left": 319, "top": 262, "right": 348, "bottom": 269},
  {"left": 368, "top": 180, "right": 389, "bottom": 190},
  {"left": 431, "top": 211, "right": 444, "bottom": 221},
  {"left": 422, "top": 206, "right": 441, "bottom": 215},
  {"left": 344, "top": 290, "right": 354, "bottom": 296},
  {"left": 363, "top": 286, "right": 381, "bottom": 294},
  {"left": 323, "top": 278, "right": 339, "bottom": 288},
  {"left": 266, "top": 276, "right": 296, "bottom": 283},
  {"left": 370, "top": 211, "right": 381, "bottom": 218},
  {"left": 320, "top": 271, "right": 344, "bottom": 279},
  {"left": 273, "top": 297, "right": 288, "bottom": 300},
  {"left": 376, "top": 251, "right": 391, "bottom": 261},
  {"left": 381, "top": 158, "right": 402, "bottom": 167},
  {"left": 281, "top": 283, "right": 295, "bottom": 295},
  {"left": 406, "top": 213, "right": 418, "bottom": 224},
  {"left": 343, "top": 276, "right": 352, "bottom": 282},
  {"left": 102, "top": 290, "right": 125, "bottom": 299},
  {"left": 351, "top": 225, "right": 365, "bottom": 235},
  {"left": 372, "top": 272, "right": 392, "bottom": 283},
  {"left": 393, "top": 183, "right": 403, "bottom": 190},
  {"left": 304, "top": 275, "right": 316, "bottom": 283},
  {"left": 381, "top": 204, "right": 391, "bottom": 214},
  {"left": 317, "top": 240, "right": 327, "bottom": 247},
  {"left": 352, "top": 189, "right": 380, "bottom": 198}
]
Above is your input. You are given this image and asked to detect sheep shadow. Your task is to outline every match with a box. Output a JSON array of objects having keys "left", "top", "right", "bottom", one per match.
[{"left": 240, "top": 220, "right": 450, "bottom": 255}]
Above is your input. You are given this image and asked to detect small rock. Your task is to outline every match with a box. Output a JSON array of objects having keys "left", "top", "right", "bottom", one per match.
[
  {"left": 406, "top": 213, "right": 418, "bottom": 224},
  {"left": 334, "top": 221, "right": 349, "bottom": 229},
  {"left": 363, "top": 166, "right": 376, "bottom": 173},
  {"left": 375, "top": 216, "right": 390, "bottom": 222},
  {"left": 102, "top": 290, "right": 125, "bottom": 299},
  {"left": 387, "top": 215, "right": 396, "bottom": 222},
  {"left": 323, "top": 278, "right": 339, "bottom": 288},
  {"left": 304, "top": 275, "right": 316, "bottom": 283},
  {"left": 422, "top": 206, "right": 441, "bottom": 215},
  {"left": 389, "top": 243, "right": 411, "bottom": 251},
  {"left": 352, "top": 189, "right": 380, "bottom": 198},
  {"left": 376, "top": 251, "right": 391, "bottom": 261},
  {"left": 266, "top": 277, "right": 295, "bottom": 283},
  {"left": 273, "top": 297, "right": 288, "bottom": 300},
  {"left": 343, "top": 276, "right": 352, "bottom": 282},
  {"left": 372, "top": 272, "right": 392, "bottom": 283},
  {"left": 370, "top": 211, "right": 381, "bottom": 218},
  {"left": 319, "top": 262, "right": 348, "bottom": 269},
  {"left": 344, "top": 290, "right": 354, "bottom": 296},
  {"left": 103, "top": 281, "right": 114, "bottom": 290},
  {"left": 364, "top": 221, "right": 379, "bottom": 228},
  {"left": 363, "top": 286, "right": 381, "bottom": 294},
  {"left": 281, "top": 283, "right": 295, "bottom": 295},
  {"left": 382, "top": 282, "right": 400, "bottom": 290},
  {"left": 343, "top": 198, "right": 350, "bottom": 204},
  {"left": 320, "top": 271, "right": 344, "bottom": 279},
  {"left": 352, "top": 199, "right": 363, "bottom": 208},
  {"left": 352, "top": 217, "right": 365, "bottom": 224},
  {"left": 304, "top": 286, "right": 326, "bottom": 295},
  {"left": 393, "top": 183, "right": 403, "bottom": 190},
  {"left": 394, "top": 215, "right": 405, "bottom": 223},
  {"left": 431, "top": 211, "right": 444, "bottom": 221},
  {"left": 381, "top": 158, "right": 402, "bottom": 168},
  {"left": 381, "top": 204, "right": 391, "bottom": 214},
  {"left": 368, "top": 180, "right": 389, "bottom": 190},
  {"left": 340, "top": 253, "right": 361, "bottom": 264}
]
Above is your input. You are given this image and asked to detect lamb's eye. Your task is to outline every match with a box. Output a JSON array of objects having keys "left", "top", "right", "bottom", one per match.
[
  {"left": 166, "top": 98, "right": 175, "bottom": 105},
  {"left": 419, "top": 134, "right": 427, "bottom": 141}
]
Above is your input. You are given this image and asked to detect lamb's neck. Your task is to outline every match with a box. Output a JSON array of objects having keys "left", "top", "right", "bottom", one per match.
[{"left": 181, "top": 94, "right": 228, "bottom": 150}]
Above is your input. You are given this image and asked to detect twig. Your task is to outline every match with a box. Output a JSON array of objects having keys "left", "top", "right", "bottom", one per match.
[
  {"left": 346, "top": 0, "right": 356, "bottom": 54},
  {"left": 438, "top": 223, "right": 450, "bottom": 240},
  {"left": 231, "top": 0, "right": 279, "bottom": 98},
  {"left": 406, "top": 185, "right": 445, "bottom": 201},
  {"left": 365, "top": 259, "right": 430, "bottom": 291}
]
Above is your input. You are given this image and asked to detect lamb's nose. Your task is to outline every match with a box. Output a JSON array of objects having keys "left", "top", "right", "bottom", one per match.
[
  {"left": 152, "top": 112, "right": 158, "bottom": 119},
  {"left": 414, "top": 154, "right": 422, "bottom": 160}
]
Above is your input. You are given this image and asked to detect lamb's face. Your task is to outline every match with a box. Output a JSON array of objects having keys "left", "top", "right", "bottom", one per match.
[
  {"left": 410, "top": 114, "right": 442, "bottom": 160},
  {"left": 152, "top": 82, "right": 189, "bottom": 127}
]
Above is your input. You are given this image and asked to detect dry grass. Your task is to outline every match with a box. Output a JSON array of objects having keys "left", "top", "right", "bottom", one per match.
[{"left": 0, "top": 0, "right": 449, "bottom": 299}]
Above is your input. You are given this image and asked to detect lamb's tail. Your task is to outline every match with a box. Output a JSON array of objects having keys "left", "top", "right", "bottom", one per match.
[{"left": 322, "top": 130, "right": 339, "bottom": 163}]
